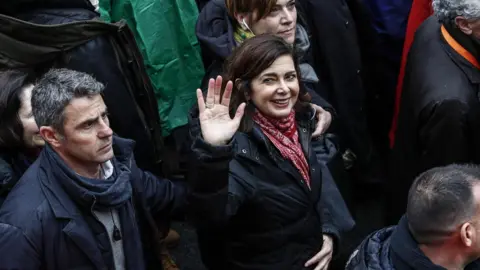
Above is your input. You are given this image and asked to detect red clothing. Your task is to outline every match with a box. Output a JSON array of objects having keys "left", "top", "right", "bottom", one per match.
[
  {"left": 389, "top": 0, "right": 433, "bottom": 148},
  {"left": 253, "top": 110, "right": 311, "bottom": 187}
]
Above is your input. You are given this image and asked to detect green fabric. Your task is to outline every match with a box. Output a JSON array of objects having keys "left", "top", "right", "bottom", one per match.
[
  {"left": 99, "top": 0, "right": 204, "bottom": 136},
  {"left": 233, "top": 26, "right": 255, "bottom": 44}
]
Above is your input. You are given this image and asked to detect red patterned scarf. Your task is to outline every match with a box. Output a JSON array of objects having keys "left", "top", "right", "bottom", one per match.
[{"left": 253, "top": 110, "right": 311, "bottom": 187}]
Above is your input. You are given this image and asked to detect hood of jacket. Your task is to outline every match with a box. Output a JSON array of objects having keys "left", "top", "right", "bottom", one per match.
[
  {"left": 196, "top": 0, "right": 235, "bottom": 62},
  {"left": 346, "top": 226, "right": 395, "bottom": 270}
]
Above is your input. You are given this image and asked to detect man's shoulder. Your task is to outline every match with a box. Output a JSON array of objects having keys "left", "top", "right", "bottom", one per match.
[
  {"left": 0, "top": 160, "right": 51, "bottom": 227},
  {"left": 346, "top": 227, "right": 395, "bottom": 270}
]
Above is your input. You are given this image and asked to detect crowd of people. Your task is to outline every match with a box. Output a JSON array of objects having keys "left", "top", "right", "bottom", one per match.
[{"left": 1, "top": 0, "right": 480, "bottom": 269}]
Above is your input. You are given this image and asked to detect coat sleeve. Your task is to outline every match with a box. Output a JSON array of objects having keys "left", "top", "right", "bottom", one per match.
[
  {"left": 139, "top": 170, "right": 188, "bottom": 217},
  {"left": 303, "top": 81, "right": 336, "bottom": 116},
  {"left": 418, "top": 99, "right": 470, "bottom": 172},
  {"left": 0, "top": 223, "right": 41, "bottom": 269},
  {"left": 188, "top": 136, "right": 251, "bottom": 228}
]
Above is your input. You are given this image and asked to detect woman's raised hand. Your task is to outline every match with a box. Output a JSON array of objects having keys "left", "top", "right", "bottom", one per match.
[{"left": 197, "top": 76, "right": 246, "bottom": 146}]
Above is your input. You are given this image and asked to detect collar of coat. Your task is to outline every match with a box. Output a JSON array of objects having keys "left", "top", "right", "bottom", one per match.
[
  {"left": 40, "top": 135, "right": 136, "bottom": 219},
  {"left": 233, "top": 107, "right": 316, "bottom": 162},
  {"left": 441, "top": 23, "right": 480, "bottom": 84}
]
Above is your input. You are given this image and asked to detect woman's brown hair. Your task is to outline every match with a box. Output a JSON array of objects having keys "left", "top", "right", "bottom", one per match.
[
  {"left": 0, "top": 69, "right": 36, "bottom": 152},
  {"left": 225, "top": 0, "right": 277, "bottom": 24},
  {"left": 222, "top": 34, "right": 308, "bottom": 132}
]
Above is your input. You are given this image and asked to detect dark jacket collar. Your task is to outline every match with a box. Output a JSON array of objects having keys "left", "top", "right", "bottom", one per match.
[
  {"left": 37, "top": 135, "right": 136, "bottom": 269},
  {"left": 390, "top": 216, "right": 480, "bottom": 270},
  {"left": 441, "top": 22, "right": 480, "bottom": 84},
  {"left": 233, "top": 106, "right": 316, "bottom": 161},
  {"left": 233, "top": 107, "right": 318, "bottom": 196},
  {"left": 390, "top": 216, "right": 443, "bottom": 270},
  {"left": 40, "top": 135, "right": 136, "bottom": 219}
]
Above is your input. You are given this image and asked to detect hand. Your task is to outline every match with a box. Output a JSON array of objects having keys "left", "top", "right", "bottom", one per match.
[
  {"left": 305, "top": 235, "right": 334, "bottom": 270},
  {"left": 196, "top": 76, "right": 246, "bottom": 146},
  {"left": 311, "top": 104, "right": 332, "bottom": 137}
]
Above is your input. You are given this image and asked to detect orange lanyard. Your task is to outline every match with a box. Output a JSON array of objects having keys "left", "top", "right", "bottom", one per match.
[{"left": 441, "top": 25, "right": 480, "bottom": 69}]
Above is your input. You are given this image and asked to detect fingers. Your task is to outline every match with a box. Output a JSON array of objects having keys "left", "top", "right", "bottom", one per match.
[
  {"left": 305, "top": 251, "right": 325, "bottom": 267},
  {"left": 313, "top": 257, "right": 331, "bottom": 270},
  {"left": 233, "top": 102, "right": 246, "bottom": 125},
  {"left": 197, "top": 89, "right": 206, "bottom": 113},
  {"left": 214, "top": 76, "right": 223, "bottom": 104},
  {"left": 221, "top": 81, "right": 234, "bottom": 107},
  {"left": 312, "top": 111, "right": 332, "bottom": 138},
  {"left": 206, "top": 78, "right": 215, "bottom": 107},
  {"left": 311, "top": 123, "right": 324, "bottom": 138}
]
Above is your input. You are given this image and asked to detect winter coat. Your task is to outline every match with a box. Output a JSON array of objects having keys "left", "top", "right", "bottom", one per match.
[
  {"left": 347, "top": 216, "right": 480, "bottom": 270},
  {"left": 0, "top": 153, "right": 32, "bottom": 206},
  {"left": 195, "top": 0, "right": 335, "bottom": 113},
  {"left": 389, "top": 0, "right": 433, "bottom": 148},
  {"left": 0, "top": 136, "right": 186, "bottom": 269},
  {"left": 0, "top": 0, "right": 95, "bottom": 15},
  {"left": 297, "top": 0, "right": 375, "bottom": 170},
  {"left": 389, "top": 17, "right": 480, "bottom": 224},
  {"left": 188, "top": 107, "right": 353, "bottom": 270},
  {"left": 99, "top": 0, "right": 205, "bottom": 136},
  {"left": 0, "top": 4, "right": 164, "bottom": 175}
]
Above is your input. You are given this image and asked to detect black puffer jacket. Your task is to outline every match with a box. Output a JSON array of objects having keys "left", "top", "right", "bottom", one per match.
[
  {"left": 195, "top": 0, "right": 334, "bottom": 113},
  {"left": 389, "top": 17, "right": 480, "bottom": 224},
  {"left": 345, "top": 227, "right": 395, "bottom": 270},
  {"left": 347, "top": 217, "right": 480, "bottom": 270},
  {"left": 189, "top": 107, "right": 344, "bottom": 270}
]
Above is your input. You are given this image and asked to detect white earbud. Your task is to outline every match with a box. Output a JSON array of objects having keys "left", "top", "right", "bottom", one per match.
[{"left": 242, "top": 18, "right": 254, "bottom": 33}]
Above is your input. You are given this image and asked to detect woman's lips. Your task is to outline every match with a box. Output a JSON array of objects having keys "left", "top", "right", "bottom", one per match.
[{"left": 279, "top": 28, "right": 294, "bottom": 35}]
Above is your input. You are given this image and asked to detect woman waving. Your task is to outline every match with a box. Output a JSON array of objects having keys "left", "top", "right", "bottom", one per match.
[{"left": 189, "top": 35, "right": 335, "bottom": 270}]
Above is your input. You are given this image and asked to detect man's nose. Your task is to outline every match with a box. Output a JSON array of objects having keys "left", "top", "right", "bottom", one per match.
[{"left": 98, "top": 118, "right": 113, "bottom": 138}]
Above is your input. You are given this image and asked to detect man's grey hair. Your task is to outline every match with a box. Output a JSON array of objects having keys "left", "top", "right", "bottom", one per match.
[
  {"left": 433, "top": 0, "right": 480, "bottom": 24},
  {"left": 31, "top": 68, "right": 104, "bottom": 133}
]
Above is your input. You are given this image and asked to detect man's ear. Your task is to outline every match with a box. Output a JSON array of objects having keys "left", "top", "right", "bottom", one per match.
[
  {"left": 456, "top": 16, "right": 474, "bottom": 35},
  {"left": 39, "top": 126, "right": 62, "bottom": 148},
  {"left": 460, "top": 222, "right": 475, "bottom": 247}
]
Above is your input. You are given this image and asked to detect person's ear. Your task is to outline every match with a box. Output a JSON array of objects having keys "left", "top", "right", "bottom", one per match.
[
  {"left": 39, "top": 126, "right": 63, "bottom": 148},
  {"left": 461, "top": 222, "right": 475, "bottom": 247},
  {"left": 456, "top": 16, "right": 474, "bottom": 35},
  {"left": 235, "top": 79, "right": 250, "bottom": 101},
  {"left": 234, "top": 13, "right": 249, "bottom": 30}
]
